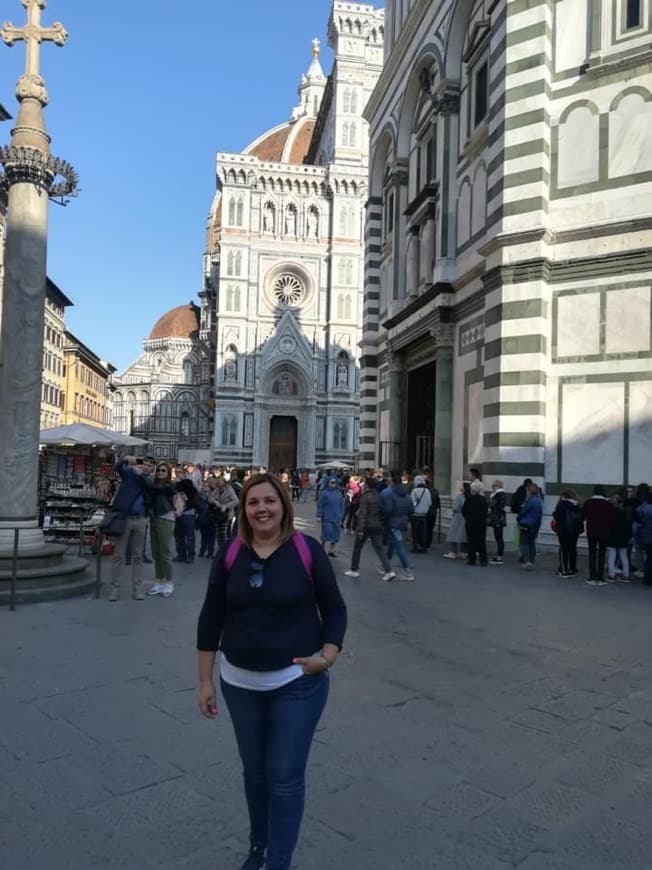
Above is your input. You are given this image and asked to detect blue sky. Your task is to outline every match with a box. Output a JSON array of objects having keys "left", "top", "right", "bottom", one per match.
[{"left": 1, "top": 0, "right": 335, "bottom": 371}]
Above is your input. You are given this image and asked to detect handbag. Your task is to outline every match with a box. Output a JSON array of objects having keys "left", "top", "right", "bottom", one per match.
[{"left": 99, "top": 510, "right": 127, "bottom": 537}]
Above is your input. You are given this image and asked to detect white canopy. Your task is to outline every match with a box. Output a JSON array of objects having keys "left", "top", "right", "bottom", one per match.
[
  {"left": 315, "top": 460, "right": 351, "bottom": 470},
  {"left": 39, "top": 423, "right": 149, "bottom": 448}
]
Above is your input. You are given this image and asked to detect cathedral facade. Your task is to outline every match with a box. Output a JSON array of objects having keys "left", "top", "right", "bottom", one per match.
[
  {"left": 360, "top": 0, "right": 652, "bottom": 499},
  {"left": 202, "top": 2, "right": 384, "bottom": 470}
]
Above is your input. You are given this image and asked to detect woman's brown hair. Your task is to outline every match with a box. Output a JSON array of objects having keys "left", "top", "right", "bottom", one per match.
[{"left": 238, "top": 472, "right": 295, "bottom": 548}]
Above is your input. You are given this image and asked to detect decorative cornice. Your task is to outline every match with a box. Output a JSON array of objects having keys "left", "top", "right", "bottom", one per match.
[{"left": 383, "top": 282, "right": 453, "bottom": 331}]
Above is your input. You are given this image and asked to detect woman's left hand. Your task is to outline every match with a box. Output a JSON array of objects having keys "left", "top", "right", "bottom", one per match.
[{"left": 293, "top": 654, "right": 329, "bottom": 675}]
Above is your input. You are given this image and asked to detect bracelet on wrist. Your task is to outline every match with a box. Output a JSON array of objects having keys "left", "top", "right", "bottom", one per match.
[{"left": 320, "top": 654, "right": 332, "bottom": 671}]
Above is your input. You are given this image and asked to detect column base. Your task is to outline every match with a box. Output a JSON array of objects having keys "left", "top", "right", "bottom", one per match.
[{"left": 0, "top": 524, "right": 93, "bottom": 604}]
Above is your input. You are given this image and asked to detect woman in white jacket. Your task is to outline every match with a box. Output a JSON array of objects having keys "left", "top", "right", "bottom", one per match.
[{"left": 445, "top": 482, "right": 467, "bottom": 559}]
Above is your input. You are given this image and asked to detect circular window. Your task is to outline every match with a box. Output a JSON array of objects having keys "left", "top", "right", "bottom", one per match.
[{"left": 271, "top": 272, "right": 305, "bottom": 306}]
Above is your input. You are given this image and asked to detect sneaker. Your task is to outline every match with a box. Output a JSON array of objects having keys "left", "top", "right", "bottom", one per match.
[
  {"left": 489, "top": 558, "right": 503, "bottom": 564},
  {"left": 606, "top": 575, "right": 616, "bottom": 583},
  {"left": 523, "top": 562, "right": 534, "bottom": 571},
  {"left": 634, "top": 570, "right": 644, "bottom": 579},
  {"left": 382, "top": 570, "right": 396, "bottom": 582},
  {"left": 160, "top": 582, "right": 174, "bottom": 597},
  {"left": 132, "top": 589, "right": 145, "bottom": 601},
  {"left": 108, "top": 587, "right": 120, "bottom": 602},
  {"left": 594, "top": 579, "right": 608, "bottom": 586},
  {"left": 617, "top": 576, "right": 631, "bottom": 583},
  {"left": 556, "top": 571, "right": 568, "bottom": 577},
  {"left": 567, "top": 571, "right": 578, "bottom": 577},
  {"left": 344, "top": 570, "right": 360, "bottom": 578},
  {"left": 240, "top": 846, "right": 265, "bottom": 870},
  {"left": 402, "top": 572, "right": 415, "bottom": 581},
  {"left": 443, "top": 552, "right": 457, "bottom": 559},
  {"left": 377, "top": 566, "right": 386, "bottom": 575},
  {"left": 147, "top": 583, "right": 164, "bottom": 596}
]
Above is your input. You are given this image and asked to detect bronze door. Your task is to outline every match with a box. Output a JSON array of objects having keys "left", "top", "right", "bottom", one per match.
[{"left": 268, "top": 416, "right": 298, "bottom": 471}]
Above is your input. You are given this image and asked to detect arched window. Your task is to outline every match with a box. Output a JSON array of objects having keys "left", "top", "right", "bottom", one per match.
[
  {"left": 183, "top": 359, "right": 193, "bottom": 385},
  {"left": 333, "top": 419, "right": 348, "bottom": 450},
  {"left": 350, "top": 90, "right": 358, "bottom": 114},
  {"left": 236, "top": 198, "right": 244, "bottom": 226},
  {"left": 221, "top": 414, "right": 237, "bottom": 447},
  {"left": 227, "top": 251, "right": 234, "bottom": 274},
  {"left": 339, "top": 205, "right": 348, "bottom": 236},
  {"left": 343, "top": 295, "right": 352, "bottom": 320},
  {"left": 228, "top": 198, "right": 236, "bottom": 224},
  {"left": 343, "top": 89, "right": 351, "bottom": 113},
  {"left": 342, "top": 122, "right": 349, "bottom": 147},
  {"left": 234, "top": 251, "right": 242, "bottom": 276},
  {"left": 349, "top": 123, "right": 357, "bottom": 147},
  {"left": 180, "top": 412, "right": 190, "bottom": 437},
  {"left": 345, "top": 259, "right": 354, "bottom": 284},
  {"left": 338, "top": 260, "right": 346, "bottom": 284}
]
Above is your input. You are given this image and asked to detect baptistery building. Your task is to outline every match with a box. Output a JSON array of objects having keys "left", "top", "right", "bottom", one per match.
[
  {"left": 202, "top": 2, "right": 384, "bottom": 470},
  {"left": 360, "top": 0, "right": 652, "bottom": 499}
]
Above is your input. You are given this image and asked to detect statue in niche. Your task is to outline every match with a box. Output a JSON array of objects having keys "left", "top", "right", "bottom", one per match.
[
  {"left": 263, "top": 203, "right": 274, "bottom": 233},
  {"left": 285, "top": 206, "right": 297, "bottom": 236},
  {"left": 307, "top": 208, "right": 319, "bottom": 238},
  {"left": 272, "top": 372, "right": 298, "bottom": 396},
  {"left": 224, "top": 359, "right": 237, "bottom": 382},
  {"left": 337, "top": 361, "right": 349, "bottom": 387}
]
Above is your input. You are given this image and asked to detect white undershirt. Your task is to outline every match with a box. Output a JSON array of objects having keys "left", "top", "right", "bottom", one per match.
[{"left": 220, "top": 653, "right": 318, "bottom": 691}]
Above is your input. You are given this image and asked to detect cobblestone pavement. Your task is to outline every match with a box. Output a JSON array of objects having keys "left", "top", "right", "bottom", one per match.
[{"left": 2, "top": 503, "right": 652, "bottom": 869}]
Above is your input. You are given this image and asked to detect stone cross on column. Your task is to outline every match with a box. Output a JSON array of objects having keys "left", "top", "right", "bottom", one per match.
[{"left": 2, "top": 0, "right": 67, "bottom": 111}]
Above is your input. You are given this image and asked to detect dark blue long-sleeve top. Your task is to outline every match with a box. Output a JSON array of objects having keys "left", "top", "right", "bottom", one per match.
[{"left": 197, "top": 534, "right": 347, "bottom": 671}]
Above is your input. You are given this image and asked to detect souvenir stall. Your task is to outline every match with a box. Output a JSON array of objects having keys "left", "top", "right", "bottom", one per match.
[{"left": 39, "top": 424, "right": 148, "bottom": 548}]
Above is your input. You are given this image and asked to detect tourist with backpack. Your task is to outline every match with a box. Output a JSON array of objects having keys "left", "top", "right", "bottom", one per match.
[
  {"left": 382, "top": 471, "right": 415, "bottom": 580},
  {"left": 197, "top": 472, "right": 347, "bottom": 870}
]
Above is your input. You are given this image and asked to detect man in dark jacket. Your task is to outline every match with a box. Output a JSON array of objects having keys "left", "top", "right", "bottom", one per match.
[
  {"left": 510, "top": 478, "right": 533, "bottom": 514},
  {"left": 582, "top": 485, "right": 616, "bottom": 585},
  {"left": 109, "top": 455, "right": 148, "bottom": 602},
  {"left": 345, "top": 478, "right": 395, "bottom": 581},
  {"left": 381, "top": 472, "right": 414, "bottom": 580}
]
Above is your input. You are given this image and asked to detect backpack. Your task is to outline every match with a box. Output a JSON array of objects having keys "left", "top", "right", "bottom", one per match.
[{"left": 225, "top": 531, "right": 313, "bottom": 581}]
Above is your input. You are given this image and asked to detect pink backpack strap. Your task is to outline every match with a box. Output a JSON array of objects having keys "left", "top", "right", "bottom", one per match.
[
  {"left": 225, "top": 537, "right": 242, "bottom": 572},
  {"left": 292, "top": 532, "right": 313, "bottom": 581}
]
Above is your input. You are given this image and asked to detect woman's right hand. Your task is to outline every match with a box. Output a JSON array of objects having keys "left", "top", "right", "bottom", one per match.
[{"left": 198, "top": 680, "right": 217, "bottom": 719}]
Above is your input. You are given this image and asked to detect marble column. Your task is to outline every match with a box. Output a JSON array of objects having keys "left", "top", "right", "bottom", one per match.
[
  {"left": 0, "top": 168, "right": 51, "bottom": 553},
  {"left": 0, "top": 3, "right": 71, "bottom": 555},
  {"left": 433, "top": 343, "right": 453, "bottom": 495},
  {"left": 387, "top": 351, "right": 404, "bottom": 469},
  {"left": 405, "top": 226, "right": 420, "bottom": 298}
]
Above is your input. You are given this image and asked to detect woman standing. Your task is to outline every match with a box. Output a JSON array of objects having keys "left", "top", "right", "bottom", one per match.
[
  {"left": 197, "top": 473, "right": 347, "bottom": 870},
  {"left": 145, "top": 462, "right": 177, "bottom": 597},
  {"left": 317, "top": 477, "right": 344, "bottom": 557},
  {"left": 211, "top": 475, "right": 240, "bottom": 548},
  {"left": 488, "top": 480, "right": 507, "bottom": 564},
  {"left": 444, "top": 482, "right": 467, "bottom": 559},
  {"left": 462, "top": 480, "right": 488, "bottom": 566},
  {"left": 518, "top": 482, "right": 543, "bottom": 570},
  {"left": 344, "top": 476, "right": 395, "bottom": 581}
]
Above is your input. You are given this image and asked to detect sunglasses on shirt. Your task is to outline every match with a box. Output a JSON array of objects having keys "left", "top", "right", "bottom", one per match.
[{"left": 249, "top": 561, "right": 264, "bottom": 589}]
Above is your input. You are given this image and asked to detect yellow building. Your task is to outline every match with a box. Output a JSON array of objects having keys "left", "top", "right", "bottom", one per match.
[
  {"left": 41, "top": 278, "right": 72, "bottom": 430},
  {"left": 62, "top": 331, "right": 116, "bottom": 426}
]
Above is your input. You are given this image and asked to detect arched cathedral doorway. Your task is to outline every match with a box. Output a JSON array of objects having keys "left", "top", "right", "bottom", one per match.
[{"left": 269, "top": 416, "right": 298, "bottom": 471}]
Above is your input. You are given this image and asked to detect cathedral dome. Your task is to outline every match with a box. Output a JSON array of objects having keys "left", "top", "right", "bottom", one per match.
[
  {"left": 244, "top": 116, "right": 316, "bottom": 165},
  {"left": 149, "top": 304, "right": 199, "bottom": 341}
]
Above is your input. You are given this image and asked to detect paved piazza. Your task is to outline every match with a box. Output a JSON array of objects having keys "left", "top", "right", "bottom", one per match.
[{"left": 2, "top": 504, "right": 652, "bottom": 869}]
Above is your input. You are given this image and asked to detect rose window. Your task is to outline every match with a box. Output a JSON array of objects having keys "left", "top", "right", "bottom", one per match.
[{"left": 271, "top": 273, "right": 305, "bottom": 306}]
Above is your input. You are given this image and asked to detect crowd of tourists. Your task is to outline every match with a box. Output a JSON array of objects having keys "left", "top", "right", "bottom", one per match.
[{"left": 445, "top": 470, "right": 652, "bottom": 587}]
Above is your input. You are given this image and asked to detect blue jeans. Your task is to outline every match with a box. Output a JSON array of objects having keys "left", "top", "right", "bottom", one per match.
[
  {"left": 387, "top": 527, "right": 412, "bottom": 571},
  {"left": 519, "top": 526, "right": 538, "bottom": 564},
  {"left": 221, "top": 673, "right": 329, "bottom": 870},
  {"left": 174, "top": 513, "right": 196, "bottom": 560}
]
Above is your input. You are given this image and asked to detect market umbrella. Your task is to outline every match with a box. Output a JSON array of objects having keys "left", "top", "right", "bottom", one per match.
[
  {"left": 39, "top": 423, "right": 149, "bottom": 447},
  {"left": 315, "top": 460, "right": 352, "bottom": 470}
]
